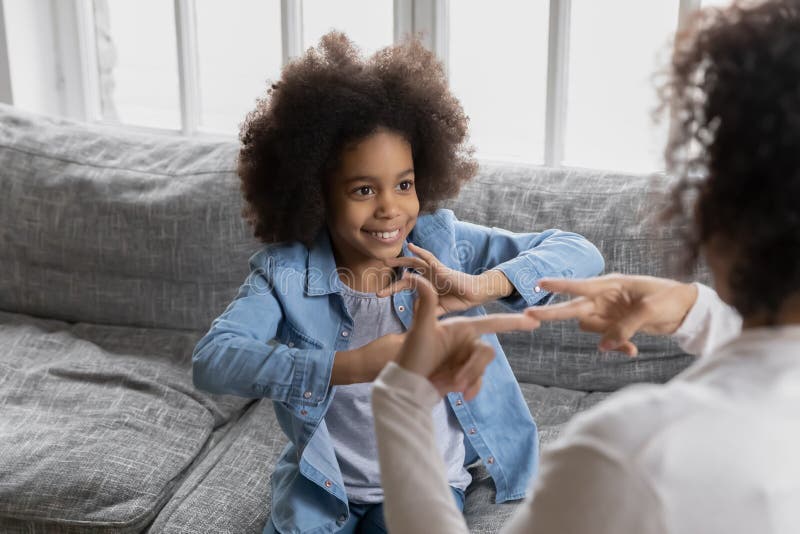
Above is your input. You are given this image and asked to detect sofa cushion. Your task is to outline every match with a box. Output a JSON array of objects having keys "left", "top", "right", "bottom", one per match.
[
  {"left": 0, "top": 311, "right": 250, "bottom": 532},
  {"left": 148, "top": 399, "right": 283, "bottom": 534},
  {"left": 463, "top": 383, "right": 611, "bottom": 533},
  {"left": 447, "top": 163, "right": 708, "bottom": 390},
  {"left": 0, "top": 104, "right": 257, "bottom": 331},
  {"left": 148, "top": 380, "right": 611, "bottom": 533}
]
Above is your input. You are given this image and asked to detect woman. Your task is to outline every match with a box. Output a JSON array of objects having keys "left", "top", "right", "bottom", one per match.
[{"left": 372, "top": 1, "right": 800, "bottom": 532}]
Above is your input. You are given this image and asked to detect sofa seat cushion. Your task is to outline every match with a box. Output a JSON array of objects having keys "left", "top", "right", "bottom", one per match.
[
  {"left": 150, "top": 382, "right": 610, "bottom": 533},
  {"left": 0, "top": 312, "right": 250, "bottom": 532},
  {"left": 463, "top": 382, "right": 611, "bottom": 533}
]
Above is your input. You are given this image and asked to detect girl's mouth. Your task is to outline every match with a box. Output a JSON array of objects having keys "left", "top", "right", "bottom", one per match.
[{"left": 363, "top": 228, "right": 402, "bottom": 244}]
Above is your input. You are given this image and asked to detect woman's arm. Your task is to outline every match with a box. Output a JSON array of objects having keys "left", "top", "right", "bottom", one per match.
[
  {"left": 373, "top": 274, "right": 541, "bottom": 533},
  {"left": 671, "top": 283, "right": 742, "bottom": 358},
  {"left": 373, "top": 363, "right": 470, "bottom": 534}
]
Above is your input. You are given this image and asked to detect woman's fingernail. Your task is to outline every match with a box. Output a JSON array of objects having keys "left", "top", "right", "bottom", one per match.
[{"left": 600, "top": 340, "right": 618, "bottom": 351}]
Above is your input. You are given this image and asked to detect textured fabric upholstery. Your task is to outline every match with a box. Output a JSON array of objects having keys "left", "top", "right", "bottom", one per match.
[
  {"left": 447, "top": 164, "right": 709, "bottom": 391},
  {"left": 0, "top": 104, "right": 255, "bottom": 331},
  {"left": 0, "top": 104, "right": 701, "bottom": 532}
]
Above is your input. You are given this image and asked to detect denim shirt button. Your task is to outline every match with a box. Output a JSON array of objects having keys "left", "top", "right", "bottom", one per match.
[
  {"left": 469, "top": 428, "right": 477, "bottom": 435},
  {"left": 398, "top": 305, "right": 405, "bottom": 312},
  {"left": 455, "top": 399, "right": 463, "bottom": 406},
  {"left": 303, "top": 391, "right": 312, "bottom": 399},
  {"left": 341, "top": 330, "right": 349, "bottom": 337},
  {"left": 325, "top": 480, "right": 332, "bottom": 488},
  {"left": 534, "top": 285, "right": 542, "bottom": 293},
  {"left": 487, "top": 456, "right": 495, "bottom": 464},
  {"left": 300, "top": 409, "right": 308, "bottom": 416}
]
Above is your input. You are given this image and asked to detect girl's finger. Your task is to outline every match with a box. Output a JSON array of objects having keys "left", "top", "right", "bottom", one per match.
[
  {"left": 383, "top": 255, "right": 430, "bottom": 274},
  {"left": 407, "top": 243, "right": 440, "bottom": 265},
  {"left": 376, "top": 276, "right": 415, "bottom": 297}
]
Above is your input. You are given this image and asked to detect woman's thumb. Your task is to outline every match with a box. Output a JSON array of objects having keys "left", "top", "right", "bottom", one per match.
[{"left": 406, "top": 273, "right": 440, "bottom": 327}]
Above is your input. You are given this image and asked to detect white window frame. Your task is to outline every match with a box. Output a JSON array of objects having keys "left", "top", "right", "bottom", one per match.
[{"left": 49, "top": 0, "right": 703, "bottom": 163}]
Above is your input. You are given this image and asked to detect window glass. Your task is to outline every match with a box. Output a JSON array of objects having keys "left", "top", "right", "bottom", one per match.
[
  {"left": 449, "top": 0, "right": 549, "bottom": 163},
  {"left": 94, "top": 0, "right": 181, "bottom": 129},
  {"left": 303, "top": 0, "right": 393, "bottom": 56},
  {"left": 563, "top": 0, "right": 679, "bottom": 172},
  {"left": 195, "top": 0, "right": 282, "bottom": 134}
]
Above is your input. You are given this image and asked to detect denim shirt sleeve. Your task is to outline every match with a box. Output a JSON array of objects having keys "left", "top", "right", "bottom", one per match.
[
  {"left": 451, "top": 213, "right": 605, "bottom": 310},
  {"left": 192, "top": 258, "right": 335, "bottom": 407}
]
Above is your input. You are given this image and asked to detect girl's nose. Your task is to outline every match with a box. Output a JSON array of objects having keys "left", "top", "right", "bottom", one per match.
[{"left": 374, "top": 191, "right": 400, "bottom": 218}]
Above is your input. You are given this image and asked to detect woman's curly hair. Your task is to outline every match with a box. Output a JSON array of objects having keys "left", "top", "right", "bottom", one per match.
[
  {"left": 237, "top": 32, "right": 476, "bottom": 247},
  {"left": 661, "top": 0, "right": 800, "bottom": 321}
]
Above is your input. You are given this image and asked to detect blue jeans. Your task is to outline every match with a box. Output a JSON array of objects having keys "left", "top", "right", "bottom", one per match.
[{"left": 263, "top": 487, "right": 466, "bottom": 534}]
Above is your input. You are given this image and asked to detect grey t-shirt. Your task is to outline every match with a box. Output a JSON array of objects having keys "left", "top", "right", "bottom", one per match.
[{"left": 325, "top": 283, "right": 472, "bottom": 504}]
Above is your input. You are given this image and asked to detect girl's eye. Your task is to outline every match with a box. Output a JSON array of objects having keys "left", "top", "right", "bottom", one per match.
[
  {"left": 397, "top": 180, "right": 414, "bottom": 192},
  {"left": 354, "top": 186, "right": 374, "bottom": 196}
]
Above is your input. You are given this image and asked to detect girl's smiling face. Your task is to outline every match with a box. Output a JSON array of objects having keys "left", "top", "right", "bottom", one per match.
[{"left": 327, "top": 129, "right": 419, "bottom": 277}]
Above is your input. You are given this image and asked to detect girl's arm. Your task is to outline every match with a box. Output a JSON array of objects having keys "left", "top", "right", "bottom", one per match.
[
  {"left": 452, "top": 213, "right": 605, "bottom": 311},
  {"left": 192, "top": 262, "right": 398, "bottom": 406}
]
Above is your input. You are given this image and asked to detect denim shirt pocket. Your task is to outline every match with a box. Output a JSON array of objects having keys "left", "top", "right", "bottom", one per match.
[{"left": 277, "top": 320, "right": 325, "bottom": 351}]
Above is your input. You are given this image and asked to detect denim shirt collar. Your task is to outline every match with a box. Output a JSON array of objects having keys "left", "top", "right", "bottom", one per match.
[{"left": 305, "top": 229, "right": 412, "bottom": 296}]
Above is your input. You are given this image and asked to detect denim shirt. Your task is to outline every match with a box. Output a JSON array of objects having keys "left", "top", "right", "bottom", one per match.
[{"left": 192, "top": 209, "right": 604, "bottom": 534}]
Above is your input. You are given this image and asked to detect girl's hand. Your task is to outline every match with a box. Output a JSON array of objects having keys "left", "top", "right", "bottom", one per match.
[
  {"left": 524, "top": 274, "right": 698, "bottom": 357},
  {"left": 378, "top": 243, "right": 515, "bottom": 315},
  {"left": 332, "top": 333, "right": 405, "bottom": 385},
  {"left": 398, "top": 274, "right": 540, "bottom": 400}
]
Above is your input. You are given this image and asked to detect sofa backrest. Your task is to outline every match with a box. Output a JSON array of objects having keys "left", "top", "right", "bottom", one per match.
[
  {"left": 0, "top": 105, "right": 706, "bottom": 390},
  {"left": 447, "top": 163, "right": 709, "bottom": 390},
  {"left": 0, "top": 104, "right": 257, "bottom": 332}
]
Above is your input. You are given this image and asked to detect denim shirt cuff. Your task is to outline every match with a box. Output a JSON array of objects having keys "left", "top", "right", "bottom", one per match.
[
  {"left": 289, "top": 348, "right": 336, "bottom": 406},
  {"left": 493, "top": 258, "right": 556, "bottom": 310}
]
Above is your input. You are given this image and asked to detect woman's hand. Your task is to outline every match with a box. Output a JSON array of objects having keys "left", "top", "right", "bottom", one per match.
[
  {"left": 378, "top": 243, "right": 515, "bottom": 315},
  {"left": 525, "top": 274, "right": 698, "bottom": 356},
  {"left": 397, "top": 274, "right": 540, "bottom": 400}
]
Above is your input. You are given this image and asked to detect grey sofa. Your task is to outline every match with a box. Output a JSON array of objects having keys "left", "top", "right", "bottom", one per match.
[{"left": 0, "top": 103, "right": 699, "bottom": 533}]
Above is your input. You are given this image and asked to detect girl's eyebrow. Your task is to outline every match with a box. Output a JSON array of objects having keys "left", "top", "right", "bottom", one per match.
[{"left": 342, "top": 168, "right": 415, "bottom": 184}]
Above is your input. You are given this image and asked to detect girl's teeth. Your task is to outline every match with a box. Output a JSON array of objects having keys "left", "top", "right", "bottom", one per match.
[{"left": 370, "top": 230, "right": 399, "bottom": 239}]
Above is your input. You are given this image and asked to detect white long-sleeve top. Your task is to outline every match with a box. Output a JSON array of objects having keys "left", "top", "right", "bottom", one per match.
[{"left": 373, "top": 284, "right": 800, "bottom": 533}]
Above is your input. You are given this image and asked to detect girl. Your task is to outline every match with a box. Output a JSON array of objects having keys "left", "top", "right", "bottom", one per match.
[
  {"left": 373, "top": 1, "right": 800, "bottom": 533},
  {"left": 192, "top": 32, "right": 603, "bottom": 534}
]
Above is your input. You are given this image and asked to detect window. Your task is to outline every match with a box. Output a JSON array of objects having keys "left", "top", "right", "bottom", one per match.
[
  {"left": 1, "top": 0, "right": 716, "bottom": 173},
  {"left": 563, "top": 0, "right": 679, "bottom": 173},
  {"left": 448, "top": 1, "right": 549, "bottom": 163}
]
